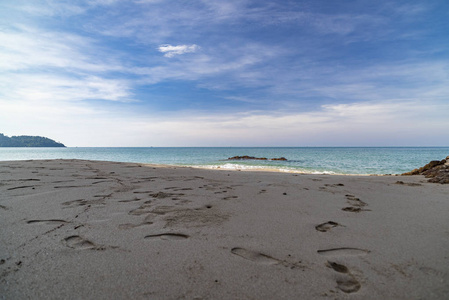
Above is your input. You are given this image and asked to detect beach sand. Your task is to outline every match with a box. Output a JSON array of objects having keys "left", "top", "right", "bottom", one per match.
[{"left": 1, "top": 159, "right": 448, "bottom": 299}]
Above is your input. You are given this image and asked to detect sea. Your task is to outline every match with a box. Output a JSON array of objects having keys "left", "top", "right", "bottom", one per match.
[{"left": 0, "top": 147, "right": 448, "bottom": 175}]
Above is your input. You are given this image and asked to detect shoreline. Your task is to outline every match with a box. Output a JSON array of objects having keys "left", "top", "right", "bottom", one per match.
[
  {"left": 1, "top": 159, "right": 448, "bottom": 299},
  {"left": 3, "top": 147, "right": 448, "bottom": 175},
  {"left": 2, "top": 158, "right": 393, "bottom": 176},
  {"left": 189, "top": 164, "right": 379, "bottom": 176}
]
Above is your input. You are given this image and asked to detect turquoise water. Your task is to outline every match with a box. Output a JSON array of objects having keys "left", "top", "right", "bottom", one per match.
[{"left": 0, "top": 147, "right": 448, "bottom": 175}]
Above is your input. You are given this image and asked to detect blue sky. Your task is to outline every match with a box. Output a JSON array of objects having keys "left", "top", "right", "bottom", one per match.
[{"left": 0, "top": 0, "right": 448, "bottom": 146}]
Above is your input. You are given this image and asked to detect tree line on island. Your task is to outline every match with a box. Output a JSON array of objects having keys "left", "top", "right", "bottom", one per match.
[{"left": 0, "top": 133, "right": 66, "bottom": 147}]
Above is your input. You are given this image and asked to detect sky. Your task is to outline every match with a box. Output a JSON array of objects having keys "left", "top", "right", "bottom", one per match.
[{"left": 0, "top": 0, "right": 448, "bottom": 147}]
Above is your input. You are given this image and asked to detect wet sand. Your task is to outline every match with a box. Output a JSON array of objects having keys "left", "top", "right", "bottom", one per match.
[{"left": 1, "top": 159, "right": 448, "bottom": 299}]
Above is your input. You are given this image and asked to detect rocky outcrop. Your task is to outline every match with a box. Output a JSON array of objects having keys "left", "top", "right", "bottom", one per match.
[
  {"left": 227, "top": 156, "right": 287, "bottom": 161},
  {"left": 402, "top": 156, "right": 449, "bottom": 184}
]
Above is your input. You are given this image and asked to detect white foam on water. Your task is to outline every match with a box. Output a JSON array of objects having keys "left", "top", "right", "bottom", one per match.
[{"left": 190, "top": 163, "right": 340, "bottom": 175}]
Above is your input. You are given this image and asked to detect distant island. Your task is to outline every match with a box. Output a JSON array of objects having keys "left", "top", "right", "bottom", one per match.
[{"left": 0, "top": 133, "right": 66, "bottom": 147}]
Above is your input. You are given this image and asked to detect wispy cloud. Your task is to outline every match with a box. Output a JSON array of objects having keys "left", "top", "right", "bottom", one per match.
[
  {"left": 158, "top": 44, "right": 200, "bottom": 57},
  {"left": 0, "top": 26, "right": 122, "bottom": 73},
  {"left": 0, "top": 23, "right": 133, "bottom": 104},
  {"left": 12, "top": 0, "right": 87, "bottom": 17},
  {"left": 0, "top": 73, "right": 133, "bottom": 103}
]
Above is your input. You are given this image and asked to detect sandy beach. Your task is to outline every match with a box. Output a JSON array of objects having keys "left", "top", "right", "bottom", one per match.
[{"left": 0, "top": 159, "right": 448, "bottom": 299}]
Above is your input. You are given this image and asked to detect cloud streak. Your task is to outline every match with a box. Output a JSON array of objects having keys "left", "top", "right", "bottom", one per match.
[{"left": 158, "top": 44, "right": 200, "bottom": 57}]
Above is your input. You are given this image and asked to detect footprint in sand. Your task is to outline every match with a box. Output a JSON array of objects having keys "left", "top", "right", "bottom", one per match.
[
  {"left": 327, "top": 261, "right": 361, "bottom": 293},
  {"left": 27, "top": 219, "right": 69, "bottom": 225},
  {"left": 18, "top": 178, "right": 41, "bottom": 182},
  {"left": 230, "top": 247, "right": 280, "bottom": 265},
  {"left": 345, "top": 195, "right": 368, "bottom": 207},
  {"left": 317, "top": 247, "right": 370, "bottom": 257},
  {"left": 7, "top": 185, "right": 36, "bottom": 191},
  {"left": 395, "top": 181, "right": 422, "bottom": 186},
  {"left": 324, "top": 183, "right": 345, "bottom": 187},
  {"left": 63, "top": 235, "right": 98, "bottom": 250},
  {"left": 222, "top": 195, "right": 238, "bottom": 200},
  {"left": 342, "top": 206, "right": 371, "bottom": 212},
  {"left": 327, "top": 261, "right": 349, "bottom": 273},
  {"left": 144, "top": 233, "right": 189, "bottom": 240},
  {"left": 118, "top": 197, "right": 141, "bottom": 203},
  {"left": 174, "top": 188, "right": 193, "bottom": 191},
  {"left": 342, "top": 207, "right": 362, "bottom": 212},
  {"left": 315, "top": 221, "right": 341, "bottom": 232},
  {"left": 336, "top": 277, "right": 361, "bottom": 293},
  {"left": 150, "top": 192, "right": 185, "bottom": 199}
]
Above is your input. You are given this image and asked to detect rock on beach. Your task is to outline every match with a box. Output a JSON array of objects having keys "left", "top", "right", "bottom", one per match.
[{"left": 402, "top": 155, "right": 449, "bottom": 184}]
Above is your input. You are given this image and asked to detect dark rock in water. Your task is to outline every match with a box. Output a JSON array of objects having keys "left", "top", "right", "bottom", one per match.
[
  {"left": 228, "top": 156, "right": 267, "bottom": 160},
  {"left": 227, "top": 156, "right": 287, "bottom": 161},
  {"left": 402, "top": 156, "right": 449, "bottom": 184}
]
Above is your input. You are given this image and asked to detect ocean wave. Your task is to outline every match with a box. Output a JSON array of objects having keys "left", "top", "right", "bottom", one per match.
[{"left": 190, "top": 163, "right": 339, "bottom": 175}]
